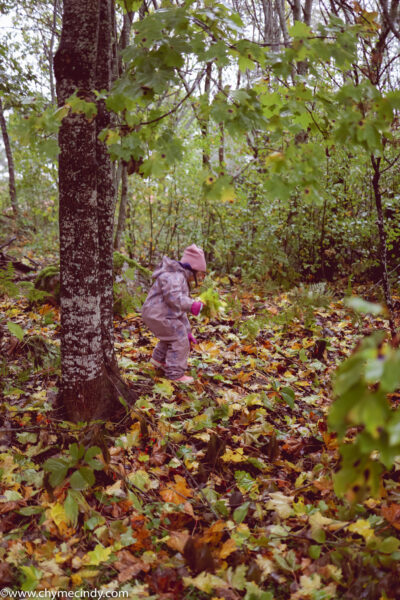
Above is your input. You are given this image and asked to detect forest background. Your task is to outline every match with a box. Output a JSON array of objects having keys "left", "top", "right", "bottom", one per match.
[{"left": 1, "top": 0, "right": 400, "bottom": 598}]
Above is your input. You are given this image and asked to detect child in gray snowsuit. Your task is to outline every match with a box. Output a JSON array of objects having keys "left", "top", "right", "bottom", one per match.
[{"left": 141, "top": 244, "right": 206, "bottom": 383}]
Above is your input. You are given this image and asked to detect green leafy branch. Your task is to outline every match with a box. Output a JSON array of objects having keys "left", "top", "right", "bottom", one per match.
[{"left": 329, "top": 301, "right": 400, "bottom": 502}]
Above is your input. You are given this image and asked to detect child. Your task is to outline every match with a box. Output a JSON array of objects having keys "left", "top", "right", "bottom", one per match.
[{"left": 141, "top": 244, "right": 206, "bottom": 383}]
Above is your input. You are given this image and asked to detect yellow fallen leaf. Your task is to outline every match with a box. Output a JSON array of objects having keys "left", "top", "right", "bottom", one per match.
[
  {"left": 183, "top": 572, "right": 228, "bottom": 594},
  {"left": 221, "top": 447, "right": 244, "bottom": 463},
  {"left": 347, "top": 519, "right": 375, "bottom": 542},
  {"left": 283, "top": 370, "right": 295, "bottom": 378},
  {"left": 71, "top": 568, "right": 99, "bottom": 582},
  {"left": 55, "top": 551, "right": 72, "bottom": 564},
  {"left": 83, "top": 544, "right": 113, "bottom": 566},
  {"left": 48, "top": 503, "right": 71, "bottom": 534},
  {"left": 197, "top": 341, "right": 220, "bottom": 357},
  {"left": 219, "top": 537, "right": 237, "bottom": 559},
  {"left": 71, "top": 573, "right": 83, "bottom": 586}
]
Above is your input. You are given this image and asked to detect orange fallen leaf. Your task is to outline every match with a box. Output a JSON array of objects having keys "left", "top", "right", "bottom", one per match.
[
  {"left": 219, "top": 537, "right": 237, "bottom": 559},
  {"left": 290, "top": 342, "right": 302, "bottom": 350},
  {"left": 233, "top": 371, "right": 253, "bottom": 383},
  {"left": 241, "top": 345, "right": 257, "bottom": 355},
  {"left": 200, "top": 520, "right": 225, "bottom": 544},
  {"left": 381, "top": 504, "right": 400, "bottom": 530},
  {"left": 322, "top": 432, "right": 338, "bottom": 450},
  {"left": 160, "top": 475, "right": 193, "bottom": 505}
]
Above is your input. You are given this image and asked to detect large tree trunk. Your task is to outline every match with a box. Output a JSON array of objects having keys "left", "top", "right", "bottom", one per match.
[
  {"left": 0, "top": 98, "right": 18, "bottom": 219},
  {"left": 54, "top": 0, "right": 131, "bottom": 422}
]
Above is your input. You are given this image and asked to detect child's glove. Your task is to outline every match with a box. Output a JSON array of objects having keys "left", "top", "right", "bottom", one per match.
[
  {"left": 188, "top": 332, "right": 197, "bottom": 345},
  {"left": 191, "top": 301, "right": 203, "bottom": 316}
]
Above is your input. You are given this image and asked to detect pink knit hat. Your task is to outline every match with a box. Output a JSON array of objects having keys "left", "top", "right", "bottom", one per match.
[{"left": 181, "top": 244, "right": 207, "bottom": 272}]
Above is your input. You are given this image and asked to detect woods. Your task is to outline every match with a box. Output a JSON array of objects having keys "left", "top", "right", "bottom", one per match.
[{"left": 1, "top": 0, "right": 400, "bottom": 597}]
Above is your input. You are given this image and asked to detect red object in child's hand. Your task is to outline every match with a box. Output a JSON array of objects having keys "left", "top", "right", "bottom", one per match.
[
  {"left": 191, "top": 301, "right": 203, "bottom": 316},
  {"left": 188, "top": 332, "right": 197, "bottom": 345}
]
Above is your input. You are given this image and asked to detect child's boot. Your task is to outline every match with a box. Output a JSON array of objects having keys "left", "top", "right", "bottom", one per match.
[{"left": 174, "top": 375, "right": 194, "bottom": 384}]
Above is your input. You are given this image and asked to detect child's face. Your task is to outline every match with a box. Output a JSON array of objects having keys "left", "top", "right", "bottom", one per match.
[{"left": 189, "top": 271, "right": 206, "bottom": 283}]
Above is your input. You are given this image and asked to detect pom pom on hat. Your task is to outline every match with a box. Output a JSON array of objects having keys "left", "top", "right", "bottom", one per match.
[{"left": 181, "top": 244, "right": 207, "bottom": 272}]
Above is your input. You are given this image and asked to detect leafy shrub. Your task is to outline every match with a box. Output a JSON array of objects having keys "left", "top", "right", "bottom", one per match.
[{"left": 329, "top": 301, "right": 400, "bottom": 502}]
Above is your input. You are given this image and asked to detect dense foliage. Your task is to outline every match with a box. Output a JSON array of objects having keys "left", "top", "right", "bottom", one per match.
[{"left": 1, "top": 0, "right": 399, "bottom": 284}]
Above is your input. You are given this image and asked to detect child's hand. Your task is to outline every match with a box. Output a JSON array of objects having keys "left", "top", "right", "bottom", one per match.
[
  {"left": 188, "top": 332, "right": 197, "bottom": 345},
  {"left": 191, "top": 301, "right": 203, "bottom": 316}
]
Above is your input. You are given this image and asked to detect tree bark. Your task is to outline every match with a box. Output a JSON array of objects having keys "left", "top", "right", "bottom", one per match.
[
  {"left": 54, "top": 0, "right": 132, "bottom": 422},
  {"left": 0, "top": 98, "right": 18, "bottom": 219}
]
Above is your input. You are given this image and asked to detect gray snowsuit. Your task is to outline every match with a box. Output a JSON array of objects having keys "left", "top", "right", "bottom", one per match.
[{"left": 141, "top": 257, "right": 193, "bottom": 380}]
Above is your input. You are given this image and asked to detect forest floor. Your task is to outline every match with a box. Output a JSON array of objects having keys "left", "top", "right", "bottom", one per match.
[{"left": 1, "top": 264, "right": 400, "bottom": 600}]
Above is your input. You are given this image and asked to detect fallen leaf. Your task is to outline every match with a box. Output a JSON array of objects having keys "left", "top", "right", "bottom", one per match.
[
  {"left": 347, "top": 519, "right": 375, "bottom": 542},
  {"left": 200, "top": 521, "right": 225, "bottom": 544},
  {"left": 160, "top": 475, "right": 193, "bottom": 504},
  {"left": 219, "top": 538, "right": 237, "bottom": 559},
  {"left": 166, "top": 531, "right": 190, "bottom": 553},
  {"left": 183, "top": 572, "right": 228, "bottom": 593},
  {"left": 114, "top": 549, "right": 150, "bottom": 583},
  {"left": 266, "top": 492, "right": 294, "bottom": 518},
  {"left": 221, "top": 447, "right": 245, "bottom": 463},
  {"left": 381, "top": 504, "right": 400, "bottom": 530}
]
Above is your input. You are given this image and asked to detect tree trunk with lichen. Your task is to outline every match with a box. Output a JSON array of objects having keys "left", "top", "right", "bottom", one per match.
[
  {"left": 0, "top": 98, "right": 18, "bottom": 219},
  {"left": 54, "top": 0, "right": 132, "bottom": 422}
]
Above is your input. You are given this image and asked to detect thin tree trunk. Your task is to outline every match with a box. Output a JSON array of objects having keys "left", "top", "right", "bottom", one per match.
[
  {"left": 218, "top": 67, "right": 224, "bottom": 168},
  {"left": 48, "top": 0, "right": 59, "bottom": 104},
  {"left": 96, "top": 0, "right": 118, "bottom": 368},
  {"left": 114, "top": 164, "right": 128, "bottom": 250},
  {"left": 0, "top": 99, "right": 18, "bottom": 219},
  {"left": 113, "top": 10, "right": 134, "bottom": 250},
  {"left": 319, "top": 196, "right": 328, "bottom": 279},
  {"left": 201, "top": 62, "right": 212, "bottom": 168},
  {"left": 54, "top": 0, "right": 131, "bottom": 421},
  {"left": 276, "top": 0, "right": 291, "bottom": 47},
  {"left": 371, "top": 155, "right": 396, "bottom": 338}
]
